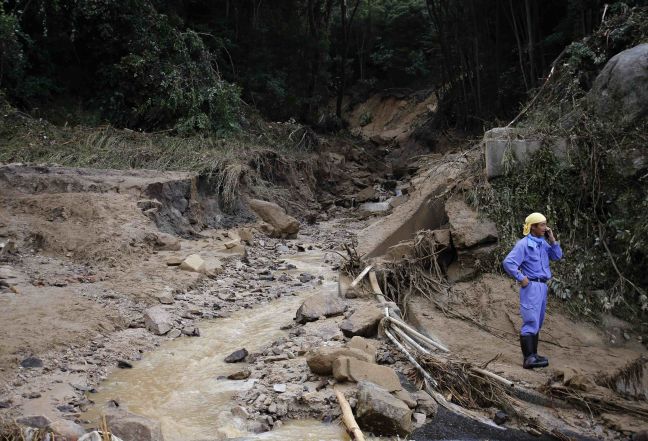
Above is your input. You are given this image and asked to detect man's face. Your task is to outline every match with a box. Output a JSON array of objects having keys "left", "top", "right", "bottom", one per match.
[{"left": 531, "top": 221, "right": 547, "bottom": 236}]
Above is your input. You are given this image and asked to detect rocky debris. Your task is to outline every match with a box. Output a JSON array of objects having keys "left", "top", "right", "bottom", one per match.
[
  {"left": 179, "top": 254, "right": 205, "bottom": 273},
  {"left": 295, "top": 293, "right": 346, "bottom": 324},
  {"left": 16, "top": 415, "right": 52, "bottom": 428},
  {"left": 143, "top": 306, "right": 174, "bottom": 335},
  {"left": 333, "top": 356, "right": 402, "bottom": 392},
  {"left": 20, "top": 356, "right": 44, "bottom": 368},
  {"left": 105, "top": 410, "right": 165, "bottom": 441},
  {"left": 48, "top": 419, "right": 87, "bottom": 440},
  {"left": 356, "top": 381, "right": 412, "bottom": 436},
  {"left": 589, "top": 44, "right": 648, "bottom": 126},
  {"left": 248, "top": 199, "right": 300, "bottom": 239},
  {"left": 228, "top": 369, "right": 251, "bottom": 380},
  {"left": 483, "top": 127, "right": 567, "bottom": 179},
  {"left": 348, "top": 336, "right": 379, "bottom": 359},
  {"left": 445, "top": 197, "right": 497, "bottom": 249},
  {"left": 412, "top": 389, "right": 438, "bottom": 417},
  {"left": 339, "top": 306, "right": 383, "bottom": 337},
  {"left": 306, "top": 347, "right": 374, "bottom": 375},
  {"left": 225, "top": 348, "right": 249, "bottom": 363},
  {"left": 181, "top": 326, "right": 200, "bottom": 337}
]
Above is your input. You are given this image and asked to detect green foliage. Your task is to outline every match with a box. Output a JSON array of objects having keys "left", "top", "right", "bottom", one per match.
[{"left": 0, "top": 8, "right": 26, "bottom": 91}]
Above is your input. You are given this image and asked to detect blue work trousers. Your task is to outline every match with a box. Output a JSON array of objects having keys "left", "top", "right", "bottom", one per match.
[{"left": 519, "top": 281, "right": 547, "bottom": 335}]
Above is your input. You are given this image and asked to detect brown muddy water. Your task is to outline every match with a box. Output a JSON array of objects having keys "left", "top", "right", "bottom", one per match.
[{"left": 83, "top": 251, "right": 356, "bottom": 440}]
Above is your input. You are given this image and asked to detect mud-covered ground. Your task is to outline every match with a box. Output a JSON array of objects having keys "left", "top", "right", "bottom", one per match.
[{"left": 1, "top": 159, "right": 646, "bottom": 441}]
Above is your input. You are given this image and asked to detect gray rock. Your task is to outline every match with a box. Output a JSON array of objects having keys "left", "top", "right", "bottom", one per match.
[
  {"left": 412, "top": 412, "right": 426, "bottom": 428},
  {"left": 340, "top": 306, "right": 384, "bottom": 338},
  {"left": 494, "top": 410, "right": 509, "bottom": 425},
  {"left": 153, "top": 233, "right": 181, "bottom": 251},
  {"left": 333, "top": 357, "right": 402, "bottom": 392},
  {"left": 356, "top": 381, "right": 412, "bottom": 436},
  {"left": 105, "top": 410, "right": 164, "bottom": 441},
  {"left": 273, "top": 384, "right": 287, "bottom": 393},
  {"left": 225, "top": 348, "right": 248, "bottom": 363},
  {"left": 413, "top": 390, "right": 438, "bottom": 417},
  {"left": 295, "top": 293, "right": 346, "bottom": 324},
  {"left": 168, "top": 329, "right": 181, "bottom": 338},
  {"left": 445, "top": 197, "right": 498, "bottom": 249},
  {"left": 48, "top": 419, "right": 87, "bottom": 439},
  {"left": 181, "top": 326, "right": 200, "bottom": 337},
  {"left": 348, "top": 336, "right": 379, "bottom": 360},
  {"left": 0, "top": 400, "right": 12, "bottom": 409},
  {"left": 589, "top": 44, "right": 648, "bottom": 126},
  {"left": 17, "top": 415, "right": 51, "bottom": 428},
  {"left": 117, "top": 360, "right": 133, "bottom": 369},
  {"left": 20, "top": 356, "right": 43, "bottom": 368},
  {"left": 143, "top": 306, "right": 174, "bottom": 335}
]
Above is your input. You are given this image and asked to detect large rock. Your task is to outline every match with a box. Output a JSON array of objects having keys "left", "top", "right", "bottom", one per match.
[
  {"left": 412, "top": 390, "right": 439, "bottom": 417},
  {"left": 179, "top": 254, "right": 205, "bottom": 273},
  {"left": 248, "top": 199, "right": 300, "bottom": 239},
  {"left": 16, "top": 415, "right": 51, "bottom": 428},
  {"left": 143, "top": 306, "right": 174, "bottom": 335},
  {"left": 356, "top": 381, "right": 412, "bottom": 436},
  {"left": 306, "top": 347, "right": 373, "bottom": 375},
  {"left": 348, "top": 336, "right": 379, "bottom": 360},
  {"left": 332, "top": 356, "right": 402, "bottom": 392},
  {"left": 445, "top": 197, "right": 497, "bottom": 249},
  {"left": 339, "top": 306, "right": 384, "bottom": 337},
  {"left": 589, "top": 44, "right": 648, "bottom": 126},
  {"left": 48, "top": 419, "right": 87, "bottom": 440},
  {"left": 105, "top": 410, "right": 165, "bottom": 441},
  {"left": 483, "top": 127, "right": 567, "bottom": 179},
  {"left": 295, "top": 294, "right": 346, "bottom": 324}
]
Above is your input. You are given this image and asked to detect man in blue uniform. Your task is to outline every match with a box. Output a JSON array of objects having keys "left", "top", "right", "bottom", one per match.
[{"left": 503, "top": 212, "right": 563, "bottom": 369}]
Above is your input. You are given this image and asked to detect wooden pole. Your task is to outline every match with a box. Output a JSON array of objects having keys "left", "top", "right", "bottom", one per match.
[
  {"left": 334, "top": 387, "right": 366, "bottom": 441},
  {"left": 350, "top": 265, "right": 373, "bottom": 288},
  {"left": 386, "top": 316, "right": 450, "bottom": 353}
]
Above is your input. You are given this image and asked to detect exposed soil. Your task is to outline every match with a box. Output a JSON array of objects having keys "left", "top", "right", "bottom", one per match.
[{"left": 0, "top": 136, "right": 646, "bottom": 441}]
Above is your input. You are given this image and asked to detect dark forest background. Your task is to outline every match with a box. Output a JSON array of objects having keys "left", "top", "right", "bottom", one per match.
[{"left": 0, "top": 0, "right": 646, "bottom": 134}]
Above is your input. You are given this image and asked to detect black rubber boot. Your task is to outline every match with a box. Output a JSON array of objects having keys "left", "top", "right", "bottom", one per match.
[
  {"left": 520, "top": 334, "right": 548, "bottom": 369},
  {"left": 533, "top": 333, "right": 549, "bottom": 364}
]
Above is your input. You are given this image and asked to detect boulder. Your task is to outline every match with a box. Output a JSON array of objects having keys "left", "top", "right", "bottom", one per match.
[
  {"left": 179, "top": 254, "right": 205, "bottom": 273},
  {"left": 394, "top": 389, "right": 417, "bottom": 408},
  {"left": 588, "top": 44, "right": 648, "bottom": 126},
  {"left": 356, "top": 381, "right": 412, "bottom": 436},
  {"left": 105, "top": 410, "right": 164, "bottom": 441},
  {"left": 143, "top": 306, "right": 174, "bottom": 335},
  {"left": 306, "top": 347, "right": 373, "bottom": 375},
  {"left": 332, "top": 356, "right": 402, "bottom": 392},
  {"left": 339, "top": 306, "right": 384, "bottom": 337},
  {"left": 248, "top": 199, "right": 300, "bottom": 239},
  {"left": 228, "top": 369, "right": 251, "bottom": 380},
  {"left": 412, "top": 390, "right": 438, "bottom": 417},
  {"left": 445, "top": 197, "right": 497, "bottom": 249},
  {"left": 348, "top": 336, "right": 379, "bottom": 360},
  {"left": 20, "top": 356, "right": 44, "bottom": 369},
  {"left": 48, "top": 419, "right": 87, "bottom": 440},
  {"left": 295, "top": 294, "right": 346, "bottom": 324},
  {"left": 225, "top": 348, "right": 248, "bottom": 363},
  {"left": 16, "top": 415, "right": 51, "bottom": 428}
]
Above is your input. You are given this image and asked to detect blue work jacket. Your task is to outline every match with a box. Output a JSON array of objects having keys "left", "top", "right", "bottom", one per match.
[{"left": 503, "top": 235, "right": 563, "bottom": 282}]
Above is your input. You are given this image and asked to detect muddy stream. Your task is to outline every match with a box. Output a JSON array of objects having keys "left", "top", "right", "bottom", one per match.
[{"left": 83, "top": 251, "right": 359, "bottom": 440}]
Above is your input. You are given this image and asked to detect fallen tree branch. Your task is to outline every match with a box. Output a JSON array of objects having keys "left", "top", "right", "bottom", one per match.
[{"left": 334, "top": 387, "right": 366, "bottom": 441}]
